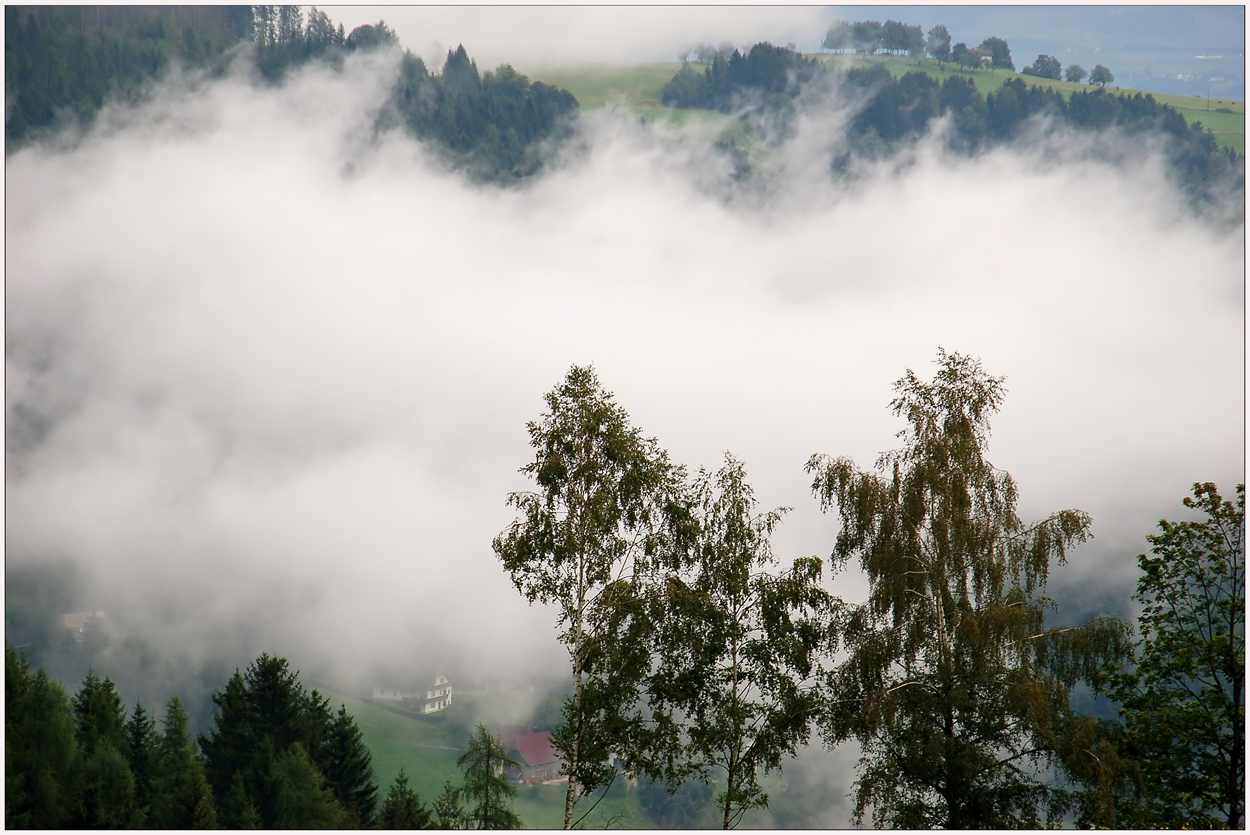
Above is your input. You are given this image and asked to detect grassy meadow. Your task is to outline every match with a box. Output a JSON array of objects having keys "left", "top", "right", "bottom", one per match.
[
  {"left": 326, "top": 690, "right": 650, "bottom": 829},
  {"left": 526, "top": 53, "right": 1245, "bottom": 154}
]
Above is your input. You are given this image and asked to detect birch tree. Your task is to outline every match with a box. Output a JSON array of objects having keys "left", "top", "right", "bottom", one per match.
[
  {"left": 806, "top": 349, "right": 1131, "bottom": 828},
  {"left": 493, "top": 365, "right": 692, "bottom": 829},
  {"left": 653, "top": 453, "right": 841, "bottom": 828}
]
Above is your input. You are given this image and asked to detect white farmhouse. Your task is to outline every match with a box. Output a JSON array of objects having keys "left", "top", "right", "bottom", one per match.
[{"left": 422, "top": 675, "right": 453, "bottom": 713}]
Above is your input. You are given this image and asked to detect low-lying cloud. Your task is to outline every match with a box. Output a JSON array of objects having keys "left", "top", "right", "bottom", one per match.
[
  {"left": 327, "top": 6, "right": 831, "bottom": 68},
  {"left": 5, "top": 47, "right": 1243, "bottom": 773}
]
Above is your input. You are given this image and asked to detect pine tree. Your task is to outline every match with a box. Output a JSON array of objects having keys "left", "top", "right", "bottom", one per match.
[{"left": 379, "top": 765, "right": 432, "bottom": 828}]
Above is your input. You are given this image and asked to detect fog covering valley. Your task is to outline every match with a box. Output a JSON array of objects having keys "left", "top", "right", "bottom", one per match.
[{"left": 4, "top": 20, "right": 1244, "bottom": 827}]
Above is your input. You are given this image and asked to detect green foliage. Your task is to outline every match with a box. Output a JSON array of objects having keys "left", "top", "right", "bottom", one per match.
[
  {"left": 652, "top": 453, "right": 841, "bottom": 828},
  {"left": 271, "top": 742, "right": 344, "bottom": 829},
  {"left": 5, "top": 7, "right": 578, "bottom": 184},
  {"left": 852, "top": 21, "right": 883, "bottom": 55},
  {"left": 221, "top": 771, "right": 263, "bottom": 829},
  {"left": 660, "top": 42, "right": 820, "bottom": 111},
  {"left": 434, "top": 779, "right": 465, "bottom": 829},
  {"left": 72, "top": 669, "right": 144, "bottom": 827},
  {"left": 378, "top": 765, "right": 433, "bottom": 828},
  {"left": 4, "top": 6, "right": 247, "bottom": 146},
  {"left": 821, "top": 20, "right": 854, "bottom": 53},
  {"left": 1106, "top": 484, "right": 1245, "bottom": 828},
  {"left": 1090, "top": 64, "right": 1115, "bottom": 87},
  {"left": 71, "top": 669, "right": 128, "bottom": 757},
  {"left": 5, "top": 646, "right": 80, "bottom": 828},
  {"left": 324, "top": 703, "right": 379, "bottom": 826},
  {"left": 457, "top": 724, "right": 523, "bottom": 829},
  {"left": 926, "top": 25, "right": 951, "bottom": 64},
  {"left": 638, "top": 774, "right": 714, "bottom": 828},
  {"left": 493, "top": 364, "right": 693, "bottom": 828},
  {"left": 1023, "top": 54, "right": 1062, "bottom": 80},
  {"left": 827, "top": 64, "right": 1243, "bottom": 203},
  {"left": 388, "top": 45, "right": 579, "bottom": 183},
  {"left": 124, "top": 700, "right": 158, "bottom": 815},
  {"left": 79, "top": 739, "right": 144, "bottom": 828},
  {"left": 951, "top": 42, "right": 973, "bottom": 70},
  {"left": 806, "top": 349, "right": 1132, "bottom": 828},
  {"left": 199, "top": 653, "right": 369, "bottom": 828},
  {"left": 978, "top": 36, "right": 1015, "bottom": 70},
  {"left": 150, "top": 696, "right": 218, "bottom": 828},
  {"left": 1065, "top": 63, "right": 1088, "bottom": 84}
]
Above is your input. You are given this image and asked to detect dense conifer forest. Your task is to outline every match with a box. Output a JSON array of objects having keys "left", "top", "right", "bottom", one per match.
[
  {"left": 661, "top": 42, "right": 1243, "bottom": 206},
  {"left": 4, "top": 5, "right": 579, "bottom": 182}
]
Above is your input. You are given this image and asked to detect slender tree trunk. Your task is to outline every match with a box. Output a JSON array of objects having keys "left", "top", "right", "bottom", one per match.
[
  {"left": 563, "top": 665, "right": 581, "bottom": 829},
  {"left": 1231, "top": 656, "right": 1243, "bottom": 827},
  {"left": 723, "top": 618, "right": 741, "bottom": 829}
]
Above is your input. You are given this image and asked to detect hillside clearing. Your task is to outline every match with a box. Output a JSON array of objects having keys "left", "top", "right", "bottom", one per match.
[{"left": 526, "top": 54, "right": 1244, "bottom": 153}]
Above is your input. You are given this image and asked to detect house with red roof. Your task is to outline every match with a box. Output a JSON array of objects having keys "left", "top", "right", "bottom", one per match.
[{"left": 495, "top": 725, "right": 566, "bottom": 785}]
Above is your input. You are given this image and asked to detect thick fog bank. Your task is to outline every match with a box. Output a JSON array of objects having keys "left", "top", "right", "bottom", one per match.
[{"left": 6, "top": 56, "right": 1243, "bottom": 718}]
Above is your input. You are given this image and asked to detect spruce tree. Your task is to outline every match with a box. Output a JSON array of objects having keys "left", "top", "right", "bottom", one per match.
[
  {"left": 433, "top": 780, "right": 464, "bottom": 829},
  {"left": 219, "top": 772, "right": 262, "bottom": 829},
  {"left": 80, "top": 741, "right": 144, "bottom": 827},
  {"left": 379, "top": 766, "right": 432, "bottom": 828},
  {"left": 200, "top": 653, "right": 374, "bottom": 828},
  {"left": 270, "top": 742, "right": 344, "bottom": 828},
  {"left": 71, "top": 669, "right": 128, "bottom": 756},
  {"left": 124, "top": 701, "right": 159, "bottom": 816},
  {"left": 150, "top": 697, "right": 218, "bottom": 829},
  {"left": 323, "top": 703, "right": 379, "bottom": 827},
  {"left": 5, "top": 648, "right": 80, "bottom": 828}
]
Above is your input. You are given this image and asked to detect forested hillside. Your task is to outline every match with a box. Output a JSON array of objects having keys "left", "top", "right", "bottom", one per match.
[
  {"left": 661, "top": 42, "right": 1243, "bottom": 208},
  {"left": 5, "top": 649, "right": 379, "bottom": 828},
  {"left": 4, "top": 5, "right": 578, "bottom": 181}
]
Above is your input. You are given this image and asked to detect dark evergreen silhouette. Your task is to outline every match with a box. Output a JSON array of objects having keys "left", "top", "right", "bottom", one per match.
[
  {"left": 5, "top": 6, "right": 250, "bottom": 147},
  {"left": 387, "top": 44, "right": 579, "bottom": 182},
  {"left": 378, "top": 765, "right": 433, "bottom": 829},
  {"left": 661, "top": 42, "right": 821, "bottom": 111},
  {"left": 5, "top": 646, "right": 80, "bottom": 828},
  {"left": 198, "top": 653, "right": 374, "bottom": 829}
]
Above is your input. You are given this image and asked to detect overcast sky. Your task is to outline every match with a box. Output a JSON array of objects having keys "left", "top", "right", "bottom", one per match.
[
  {"left": 324, "top": 4, "right": 1245, "bottom": 96},
  {"left": 5, "top": 32, "right": 1244, "bottom": 798}
]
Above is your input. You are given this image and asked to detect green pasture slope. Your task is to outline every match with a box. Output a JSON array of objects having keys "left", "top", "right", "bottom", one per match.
[
  {"left": 526, "top": 54, "right": 1245, "bottom": 153},
  {"left": 341, "top": 689, "right": 839, "bottom": 828},
  {"left": 335, "top": 692, "right": 652, "bottom": 829}
]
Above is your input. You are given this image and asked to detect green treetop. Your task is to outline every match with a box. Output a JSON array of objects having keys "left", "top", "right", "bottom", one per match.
[
  {"left": 493, "top": 365, "right": 694, "bottom": 828},
  {"left": 457, "top": 724, "right": 523, "bottom": 829},
  {"left": 807, "top": 349, "right": 1131, "bottom": 828},
  {"left": 1107, "top": 483, "right": 1244, "bottom": 828}
]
